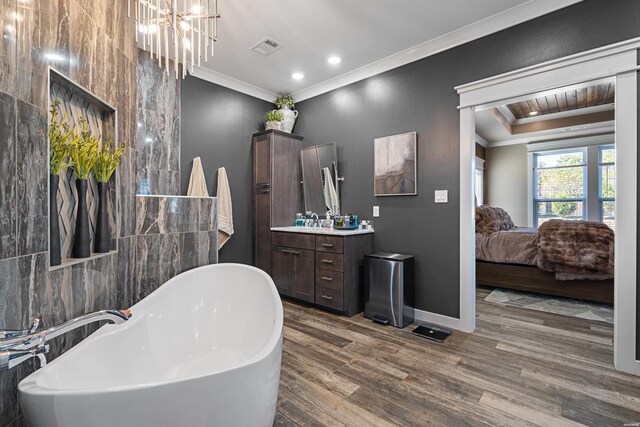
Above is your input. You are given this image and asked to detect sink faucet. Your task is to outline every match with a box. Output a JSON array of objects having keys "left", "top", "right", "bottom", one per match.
[
  {"left": 0, "top": 309, "right": 130, "bottom": 372},
  {"left": 310, "top": 212, "right": 319, "bottom": 227}
]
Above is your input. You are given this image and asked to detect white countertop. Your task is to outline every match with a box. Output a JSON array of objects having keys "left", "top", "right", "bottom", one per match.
[{"left": 271, "top": 226, "right": 374, "bottom": 236}]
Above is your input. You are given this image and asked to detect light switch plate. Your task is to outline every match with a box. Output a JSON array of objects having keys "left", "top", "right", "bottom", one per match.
[
  {"left": 373, "top": 206, "right": 380, "bottom": 217},
  {"left": 435, "top": 190, "right": 448, "bottom": 203}
]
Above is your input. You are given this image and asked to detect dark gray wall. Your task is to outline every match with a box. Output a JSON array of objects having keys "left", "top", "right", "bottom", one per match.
[
  {"left": 180, "top": 77, "right": 272, "bottom": 264},
  {"left": 294, "top": 0, "right": 640, "bottom": 319},
  {"left": 178, "top": 0, "right": 640, "bottom": 356}
]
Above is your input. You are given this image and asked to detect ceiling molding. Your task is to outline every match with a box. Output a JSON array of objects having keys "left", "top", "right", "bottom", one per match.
[
  {"left": 487, "top": 122, "right": 614, "bottom": 147},
  {"left": 512, "top": 110, "right": 614, "bottom": 134},
  {"left": 513, "top": 102, "right": 614, "bottom": 124},
  {"left": 189, "top": 67, "right": 277, "bottom": 102},
  {"left": 475, "top": 134, "right": 489, "bottom": 148},
  {"left": 292, "top": 0, "right": 583, "bottom": 102},
  {"left": 497, "top": 105, "right": 516, "bottom": 123},
  {"left": 525, "top": 133, "right": 615, "bottom": 152},
  {"left": 488, "top": 107, "right": 513, "bottom": 134}
]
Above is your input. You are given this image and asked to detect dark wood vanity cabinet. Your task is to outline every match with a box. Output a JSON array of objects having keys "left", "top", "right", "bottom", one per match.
[
  {"left": 271, "top": 232, "right": 315, "bottom": 302},
  {"left": 271, "top": 231, "right": 373, "bottom": 316},
  {"left": 252, "top": 130, "right": 303, "bottom": 273}
]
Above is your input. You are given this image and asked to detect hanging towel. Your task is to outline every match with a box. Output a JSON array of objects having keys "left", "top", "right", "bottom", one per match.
[
  {"left": 323, "top": 167, "right": 340, "bottom": 215},
  {"left": 187, "top": 157, "right": 209, "bottom": 197},
  {"left": 217, "top": 167, "right": 234, "bottom": 249}
]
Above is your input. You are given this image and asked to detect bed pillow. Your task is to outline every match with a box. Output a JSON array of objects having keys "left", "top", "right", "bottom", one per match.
[{"left": 475, "top": 205, "right": 515, "bottom": 235}]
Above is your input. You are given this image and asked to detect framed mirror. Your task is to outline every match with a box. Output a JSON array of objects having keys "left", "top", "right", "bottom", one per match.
[{"left": 301, "top": 142, "right": 340, "bottom": 215}]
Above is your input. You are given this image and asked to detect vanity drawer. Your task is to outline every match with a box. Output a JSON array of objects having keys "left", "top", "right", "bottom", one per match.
[
  {"left": 271, "top": 232, "right": 315, "bottom": 250},
  {"left": 315, "top": 286, "right": 344, "bottom": 311},
  {"left": 316, "top": 252, "right": 343, "bottom": 272},
  {"left": 316, "top": 235, "right": 343, "bottom": 253},
  {"left": 315, "top": 269, "right": 343, "bottom": 291}
]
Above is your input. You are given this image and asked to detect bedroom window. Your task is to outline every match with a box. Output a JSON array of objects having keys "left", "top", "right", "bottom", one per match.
[
  {"left": 534, "top": 149, "right": 586, "bottom": 226},
  {"left": 599, "top": 145, "right": 615, "bottom": 230}
]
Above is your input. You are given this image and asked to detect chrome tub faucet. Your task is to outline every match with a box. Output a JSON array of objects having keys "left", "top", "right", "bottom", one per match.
[{"left": 0, "top": 309, "right": 131, "bottom": 372}]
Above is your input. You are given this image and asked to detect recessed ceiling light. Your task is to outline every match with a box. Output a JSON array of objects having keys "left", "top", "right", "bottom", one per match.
[
  {"left": 292, "top": 72, "right": 304, "bottom": 80},
  {"left": 327, "top": 56, "right": 341, "bottom": 65},
  {"left": 528, "top": 110, "right": 540, "bottom": 116}
]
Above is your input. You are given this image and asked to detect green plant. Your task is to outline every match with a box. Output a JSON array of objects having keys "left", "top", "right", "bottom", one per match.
[
  {"left": 264, "top": 110, "right": 284, "bottom": 122},
  {"left": 49, "top": 101, "right": 74, "bottom": 175},
  {"left": 69, "top": 118, "right": 99, "bottom": 180},
  {"left": 274, "top": 94, "right": 295, "bottom": 110},
  {"left": 94, "top": 137, "right": 126, "bottom": 183}
]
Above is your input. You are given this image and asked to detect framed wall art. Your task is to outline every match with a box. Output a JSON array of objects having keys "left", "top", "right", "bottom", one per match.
[{"left": 374, "top": 131, "right": 417, "bottom": 196}]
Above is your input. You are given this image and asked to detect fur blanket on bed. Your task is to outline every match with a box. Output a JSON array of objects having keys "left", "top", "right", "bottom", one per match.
[
  {"left": 475, "top": 205, "right": 515, "bottom": 235},
  {"left": 536, "top": 219, "right": 614, "bottom": 276}
]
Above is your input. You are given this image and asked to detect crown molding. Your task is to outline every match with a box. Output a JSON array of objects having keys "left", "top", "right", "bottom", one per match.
[
  {"left": 293, "top": 0, "right": 583, "bottom": 102},
  {"left": 513, "top": 103, "right": 614, "bottom": 124},
  {"left": 487, "top": 122, "right": 614, "bottom": 147},
  {"left": 525, "top": 133, "right": 614, "bottom": 152},
  {"left": 189, "top": 67, "right": 277, "bottom": 102},
  {"left": 475, "top": 134, "right": 489, "bottom": 148}
]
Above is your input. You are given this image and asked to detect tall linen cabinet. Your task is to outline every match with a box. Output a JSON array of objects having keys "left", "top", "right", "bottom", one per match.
[{"left": 252, "top": 130, "right": 303, "bottom": 273}]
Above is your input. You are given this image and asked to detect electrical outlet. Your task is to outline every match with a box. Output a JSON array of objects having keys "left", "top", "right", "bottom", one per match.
[
  {"left": 435, "top": 190, "right": 448, "bottom": 203},
  {"left": 373, "top": 206, "right": 380, "bottom": 217}
]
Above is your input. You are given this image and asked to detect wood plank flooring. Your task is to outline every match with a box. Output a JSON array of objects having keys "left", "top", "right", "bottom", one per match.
[{"left": 276, "top": 287, "right": 640, "bottom": 426}]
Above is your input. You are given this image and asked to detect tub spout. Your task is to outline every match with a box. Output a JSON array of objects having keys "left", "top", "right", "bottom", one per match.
[
  {"left": 0, "top": 309, "right": 131, "bottom": 368},
  {"left": 0, "top": 344, "right": 49, "bottom": 373}
]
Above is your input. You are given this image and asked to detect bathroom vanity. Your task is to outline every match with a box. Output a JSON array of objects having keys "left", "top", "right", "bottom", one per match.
[{"left": 270, "top": 227, "right": 373, "bottom": 316}]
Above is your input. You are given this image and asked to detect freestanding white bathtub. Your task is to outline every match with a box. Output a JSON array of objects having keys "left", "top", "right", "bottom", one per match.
[{"left": 19, "top": 263, "right": 283, "bottom": 427}]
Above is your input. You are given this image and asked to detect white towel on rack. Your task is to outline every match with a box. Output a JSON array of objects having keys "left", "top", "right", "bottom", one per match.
[
  {"left": 323, "top": 167, "right": 340, "bottom": 215},
  {"left": 217, "top": 167, "right": 234, "bottom": 249},
  {"left": 187, "top": 157, "right": 209, "bottom": 197}
]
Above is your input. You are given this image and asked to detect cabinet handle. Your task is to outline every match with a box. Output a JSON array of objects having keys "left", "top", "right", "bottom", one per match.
[
  {"left": 289, "top": 250, "right": 300, "bottom": 255},
  {"left": 280, "top": 249, "right": 290, "bottom": 254},
  {"left": 321, "top": 259, "right": 333, "bottom": 264},
  {"left": 321, "top": 276, "right": 333, "bottom": 281},
  {"left": 261, "top": 189, "right": 270, "bottom": 194},
  {"left": 320, "top": 294, "right": 333, "bottom": 301},
  {"left": 321, "top": 243, "right": 334, "bottom": 248},
  {"left": 261, "top": 183, "right": 270, "bottom": 188}
]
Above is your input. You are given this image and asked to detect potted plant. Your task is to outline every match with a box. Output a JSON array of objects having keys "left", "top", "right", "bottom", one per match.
[
  {"left": 93, "top": 138, "right": 125, "bottom": 253},
  {"left": 264, "top": 110, "right": 283, "bottom": 131},
  {"left": 274, "top": 94, "right": 298, "bottom": 133},
  {"left": 49, "top": 101, "right": 74, "bottom": 266},
  {"left": 68, "top": 118, "right": 99, "bottom": 258}
]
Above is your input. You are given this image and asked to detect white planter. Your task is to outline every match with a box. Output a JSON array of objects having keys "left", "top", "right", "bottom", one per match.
[
  {"left": 265, "top": 121, "right": 281, "bottom": 131},
  {"left": 278, "top": 108, "right": 298, "bottom": 133}
]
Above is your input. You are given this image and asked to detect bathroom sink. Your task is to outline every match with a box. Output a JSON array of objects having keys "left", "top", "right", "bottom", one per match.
[{"left": 271, "top": 226, "right": 373, "bottom": 235}]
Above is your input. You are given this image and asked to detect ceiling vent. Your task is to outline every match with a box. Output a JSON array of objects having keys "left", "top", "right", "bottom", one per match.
[{"left": 250, "top": 37, "right": 284, "bottom": 57}]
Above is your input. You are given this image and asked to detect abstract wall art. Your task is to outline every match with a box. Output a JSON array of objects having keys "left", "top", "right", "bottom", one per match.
[{"left": 374, "top": 131, "right": 417, "bottom": 196}]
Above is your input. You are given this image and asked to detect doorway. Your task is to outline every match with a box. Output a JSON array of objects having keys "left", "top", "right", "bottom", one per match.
[{"left": 456, "top": 38, "right": 640, "bottom": 375}]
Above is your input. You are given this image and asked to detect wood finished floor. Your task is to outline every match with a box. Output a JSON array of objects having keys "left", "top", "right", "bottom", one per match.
[{"left": 275, "top": 287, "right": 640, "bottom": 427}]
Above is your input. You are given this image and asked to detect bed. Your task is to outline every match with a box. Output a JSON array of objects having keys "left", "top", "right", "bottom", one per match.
[{"left": 475, "top": 206, "right": 614, "bottom": 304}]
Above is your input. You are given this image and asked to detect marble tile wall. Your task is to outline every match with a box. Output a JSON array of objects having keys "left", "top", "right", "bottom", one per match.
[
  {"left": 136, "top": 51, "right": 181, "bottom": 195},
  {"left": 0, "top": 2, "right": 215, "bottom": 426},
  {"left": 134, "top": 196, "right": 218, "bottom": 302}
]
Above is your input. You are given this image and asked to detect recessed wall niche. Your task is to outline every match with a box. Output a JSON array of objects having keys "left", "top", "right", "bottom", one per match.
[{"left": 49, "top": 69, "right": 118, "bottom": 269}]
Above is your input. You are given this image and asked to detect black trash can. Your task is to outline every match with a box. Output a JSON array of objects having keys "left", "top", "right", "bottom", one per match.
[{"left": 364, "top": 252, "right": 415, "bottom": 328}]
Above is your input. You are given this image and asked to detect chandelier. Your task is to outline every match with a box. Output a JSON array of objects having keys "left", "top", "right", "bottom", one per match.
[{"left": 128, "top": 0, "right": 220, "bottom": 79}]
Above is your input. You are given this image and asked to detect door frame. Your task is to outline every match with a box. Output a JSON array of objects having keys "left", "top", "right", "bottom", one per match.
[{"left": 456, "top": 37, "right": 640, "bottom": 375}]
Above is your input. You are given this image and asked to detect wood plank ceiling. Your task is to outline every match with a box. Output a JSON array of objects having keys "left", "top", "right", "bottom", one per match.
[{"left": 507, "top": 82, "right": 615, "bottom": 119}]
